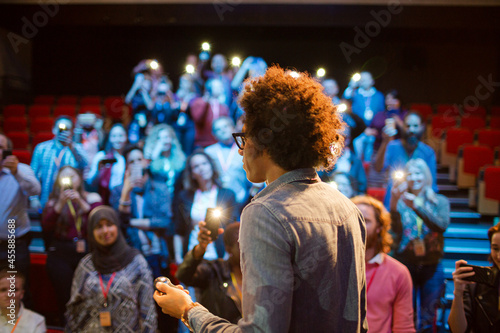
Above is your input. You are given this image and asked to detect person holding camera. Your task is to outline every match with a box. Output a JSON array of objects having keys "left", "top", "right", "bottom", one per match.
[
  {"left": 42, "top": 165, "right": 102, "bottom": 323},
  {"left": 31, "top": 116, "right": 89, "bottom": 209},
  {"left": 86, "top": 123, "right": 127, "bottom": 204},
  {"left": 176, "top": 222, "right": 242, "bottom": 324},
  {"left": 448, "top": 222, "right": 500, "bottom": 333},
  {"left": 0, "top": 134, "right": 41, "bottom": 308},
  {"left": 390, "top": 158, "right": 450, "bottom": 332}
]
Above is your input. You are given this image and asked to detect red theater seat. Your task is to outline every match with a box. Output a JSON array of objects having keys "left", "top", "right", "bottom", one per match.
[
  {"left": 79, "top": 105, "right": 102, "bottom": 116},
  {"left": 53, "top": 105, "right": 77, "bottom": 118},
  {"left": 28, "top": 105, "right": 52, "bottom": 118},
  {"left": 477, "top": 129, "right": 500, "bottom": 151},
  {"left": 489, "top": 116, "right": 500, "bottom": 129},
  {"left": 463, "top": 105, "right": 487, "bottom": 117},
  {"left": 460, "top": 116, "right": 486, "bottom": 133},
  {"left": 3, "top": 104, "right": 26, "bottom": 118},
  {"left": 436, "top": 104, "right": 460, "bottom": 117},
  {"left": 367, "top": 187, "right": 386, "bottom": 203},
  {"left": 490, "top": 106, "right": 500, "bottom": 117},
  {"left": 33, "top": 131, "right": 54, "bottom": 147},
  {"left": 3, "top": 117, "right": 28, "bottom": 132},
  {"left": 7, "top": 131, "right": 30, "bottom": 149},
  {"left": 33, "top": 95, "right": 56, "bottom": 105},
  {"left": 478, "top": 166, "right": 500, "bottom": 215},
  {"left": 12, "top": 149, "right": 32, "bottom": 164},
  {"left": 30, "top": 117, "right": 54, "bottom": 134},
  {"left": 441, "top": 128, "right": 474, "bottom": 178},
  {"left": 409, "top": 103, "right": 433, "bottom": 120},
  {"left": 104, "top": 96, "right": 127, "bottom": 119},
  {"left": 457, "top": 144, "right": 494, "bottom": 188}
]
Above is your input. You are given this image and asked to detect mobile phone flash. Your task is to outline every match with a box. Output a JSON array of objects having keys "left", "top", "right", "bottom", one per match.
[
  {"left": 211, "top": 208, "right": 222, "bottom": 219},
  {"left": 231, "top": 56, "right": 241, "bottom": 67},
  {"left": 316, "top": 68, "right": 326, "bottom": 78},
  {"left": 393, "top": 170, "right": 405, "bottom": 181},
  {"left": 61, "top": 177, "right": 72, "bottom": 188},
  {"left": 338, "top": 103, "right": 347, "bottom": 112},
  {"left": 352, "top": 73, "right": 361, "bottom": 82},
  {"left": 59, "top": 123, "right": 67, "bottom": 131},
  {"left": 201, "top": 42, "right": 211, "bottom": 52},
  {"left": 185, "top": 64, "right": 195, "bottom": 74},
  {"left": 149, "top": 60, "right": 159, "bottom": 70}
]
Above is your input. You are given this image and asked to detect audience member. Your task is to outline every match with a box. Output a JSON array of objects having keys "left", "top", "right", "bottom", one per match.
[
  {"left": 66, "top": 206, "right": 157, "bottom": 332},
  {"left": 343, "top": 71, "right": 385, "bottom": 162},
  {"left": 125, "top": 72, "right": 155, "bottom": 114},
  {"left": 155, "top": 66, "right": 367, "bottom": 332},
  {"left": 173, "top": 150, "right": 237, "bottom": 264},
  {"left": 204, "top": 54, "right": 234, "bottom": 108},
  {"left": 448, "top": 222, "right": 500, "bottom": 333},
  {"left": 151, "top": 75, "right": 177, "bottom": 126},
  {"left": 390, "top": 158, "right": 450, "bottom": 332},
  {"left": 42, "top": 165, "right": 102, "bottom": 322},
  {"left": 375, "top": 111, "right": 438, "bottom": 207},
  {"left": 352, "top": 195, "right": 415, "bottom": 333},
  {"left": 86, "top": 123, "right": 127, "bottom": 204},
  {"left": 330, "top": 171, "right": 358, "bottom": 198},
  {"left": 174, "top": 73, "right": 199, "bottom": 155},
  {"left": 74, "top": 112, "right": 105, "bottom": 170},
  {"left": 176, "top": 222, "right": 242, "bottom": 324},
  {"left": 322, "top": 78, "right": 341, "bottom": 105},
  {"left": 143, "top": 124, "right": 186, "bottom": 196},
  {"left": 110, "top": 145, "right": 173, "bottom": 278},
  {"left": 30, "top": 116, "right": 89, "bottom": 209},
  {"left": 0, "top": 134, "right": 41, "bottom": 308},
  {"left": 370, "top": 89, "right": 406, "bottom": 152},
  {"left": 205, "top": 117, "right": 251, "bottom": 211},
  {"left": 190, "top": 78, "right": 230, "bottom": 148},
  {"left": 0, "top": 270, "right": 46, "bottom": 332}
]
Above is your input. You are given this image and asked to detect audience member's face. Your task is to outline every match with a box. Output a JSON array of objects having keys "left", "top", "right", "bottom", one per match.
[
  {"left": 322, "top": 80, "right": 339, "bottom": 98},
  {"left": 491, "top": 232, "right": 500, "bottom": 269},
  {"left": 0, "top": 135, "right": 8, "bottom": 163},
  {"left": 211, "top": 55, "right": 227, "bottom": 74},
  {"left": 179, "top": 77, "right": 192, "bottom": 91},
  {"left": 334, "top": 174, "right": 354, "bottom": 198},
  {"left": 406, "top": 165, "right": 425, "bottom": 192},
  {"left": 53, "top": 118, "right": 73, "bottom": 135},
  {"left": 0, "top": 277, "right": 24, "bottom": 310},
  {"left": 190, "top": 154, "right": 213, "bottom": 186},
  {"left": 356, "top": 204, "right": 379, "bottom": 251},
  {"left": 93, "top": 218, "right": 118, "bottom": 247},
  {"left": 157, "top": 82, "right": 170, "bottom": 94},
  {"left": 210, "top": 80, "right": 224, "bottom": 98},
  {"left": 158, "top": 129, "right": 172, "bottom": 153},
  {"left": 385, "top": 93, "right": 400, "bottom": 110},
  {"left": 403, "top": 114, "right": 423, "bottom": 147},
  {"left": 213, "top": 119, "right": 234, "bottom": 144},
  {"left": 59, "top": 167, "right": 81, "bottom": 190},
  {"left": 359, "top": 72, "right": 374, "bottom": 90},
  {"left": 127, "top": 149, "right": 145, "bottom": 167},
  {"left": 109, "top": 126, "right": 127, "bottom": 151}
]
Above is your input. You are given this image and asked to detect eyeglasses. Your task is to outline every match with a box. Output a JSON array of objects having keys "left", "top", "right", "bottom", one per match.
[{"left": 232, "top": 132, "right": 246, "bottom": 150}]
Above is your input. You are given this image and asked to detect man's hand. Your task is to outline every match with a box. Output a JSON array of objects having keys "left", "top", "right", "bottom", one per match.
[
  {"left": 154, "top": 282, "right": 193, "bottom": 319},
  {"left": 57, "top": 130, "right": 73, "bottom": 147},
  {"left": 401, "top": 192, "right": 417, "bottom": 209},
  {"left": 2, "top": 155, "right": 19, "bottom": 175}
]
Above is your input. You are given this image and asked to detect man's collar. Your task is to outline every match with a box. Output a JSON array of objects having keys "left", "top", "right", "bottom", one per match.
[{"left": 252, "top": 168, "right": 320, "bottom": 200}]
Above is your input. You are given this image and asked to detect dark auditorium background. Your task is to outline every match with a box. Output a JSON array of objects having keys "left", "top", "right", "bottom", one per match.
[{"left": 0, "top": 0, "right": 499, "bottom": 107}]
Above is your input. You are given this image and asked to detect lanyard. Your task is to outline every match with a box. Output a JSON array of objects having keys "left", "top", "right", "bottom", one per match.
[
  {"left": 99, "top": 272, "right": 117, "bottom": 308},
  {"left": 416, "top": 216, "right": 423, "bottom": 238},
  {"left": 10, "top": 315, "right": 22, "bottom": 333},
  {"left": 366, "top": 265, "right": 380, "bottom": 293},
  {"left": 54, "top": 148, "right": 66, "bottom": 168},
  {"left": 230, "top": 272, "right": 242, "bottom": 300},
  {"left": 215, "top": 144, "right": 238, "bottom": 174},
  {"left": 210, "top": 100, "right": 220, "bottom": 120},
  {"left": 67, "top": 200, "right": 82, "bottom": 238}
]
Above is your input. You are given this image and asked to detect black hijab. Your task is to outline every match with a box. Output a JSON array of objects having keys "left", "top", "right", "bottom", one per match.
[{"left": 87, "top": 206, "right": 140, "bottom": 274}]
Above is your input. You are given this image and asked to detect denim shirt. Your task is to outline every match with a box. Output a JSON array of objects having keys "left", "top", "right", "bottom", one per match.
[{"left": 189, "top": 168, "right": 368, "bottom": 333}]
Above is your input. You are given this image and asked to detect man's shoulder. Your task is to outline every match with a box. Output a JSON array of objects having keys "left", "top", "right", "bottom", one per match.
[
  {"left": 417, "top": 142, "right": 436, "bottom": 155},
  {"left": 22, "top": 307, "right": 46, "bottom": 324},
  {"left": 383, "top": 254, "right": 411, "bottom": 277},
  {"left": 34, "top": 139, "right": 55, "bottom": 151}
]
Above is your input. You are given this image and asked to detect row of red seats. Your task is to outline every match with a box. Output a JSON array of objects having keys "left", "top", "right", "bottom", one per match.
[
  {"left": 410, "top": 103, "right": 500, "bottom": 119},
  {"left": 34, "top": 94, "right": 101, "bottom": 106},
  {"left": 428, "top": 115, "right": 500, "bottom": 141},
  {"left": 2, "top": 96, "right": 129, "bottom": 120}
]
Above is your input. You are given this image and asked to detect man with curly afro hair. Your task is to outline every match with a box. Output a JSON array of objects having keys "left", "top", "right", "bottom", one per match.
[{"left": 155, "top": 66, "right": 368, "bottom": 333}]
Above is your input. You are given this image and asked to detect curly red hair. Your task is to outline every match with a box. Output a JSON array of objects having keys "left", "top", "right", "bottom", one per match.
[{"left": 238, "top": 66, "right": 344, "bottom": 170}]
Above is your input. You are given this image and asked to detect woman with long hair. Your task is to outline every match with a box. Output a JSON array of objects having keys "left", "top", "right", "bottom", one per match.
[
  {"left": 42, "top": 165, "right": 102, "bottom": 323},
  {"left": 390, "top": 158, "right": 451, "bottom": 332}
]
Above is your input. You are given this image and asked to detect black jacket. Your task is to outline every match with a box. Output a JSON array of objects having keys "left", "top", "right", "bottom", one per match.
[{"left": 176, "top": 249, "right": 242, "bottom": 324}]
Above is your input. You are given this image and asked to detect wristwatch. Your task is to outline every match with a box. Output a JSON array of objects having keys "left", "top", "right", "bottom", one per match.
[{"left": 181, "top": 302, "right": 201, "bottom": 332}]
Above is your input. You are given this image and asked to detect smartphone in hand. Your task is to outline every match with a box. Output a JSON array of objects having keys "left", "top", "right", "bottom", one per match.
[
  {"left": 460, "top": 263, "right": 496, "bottom": 287},
  {"left": 205, "top": 208, "right": 222, "bottom": 241}
]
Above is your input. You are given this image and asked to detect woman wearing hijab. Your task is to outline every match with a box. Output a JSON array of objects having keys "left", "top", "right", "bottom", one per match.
[{"left": 65, "top": 206, "right": 157, "bottom": 332}]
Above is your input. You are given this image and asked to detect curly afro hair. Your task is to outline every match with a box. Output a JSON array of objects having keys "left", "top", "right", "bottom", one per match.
[{"left": 238, "top": 66, "right": 344, "bottom": 171}]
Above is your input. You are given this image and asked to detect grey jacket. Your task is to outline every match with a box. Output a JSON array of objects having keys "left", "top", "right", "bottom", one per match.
[{"left": 188, "top": 168, "right": 368, "bottom": 333}]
